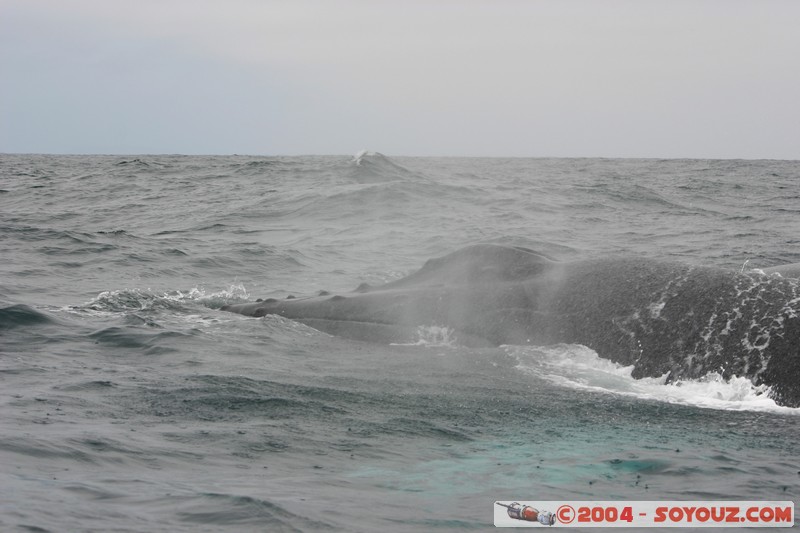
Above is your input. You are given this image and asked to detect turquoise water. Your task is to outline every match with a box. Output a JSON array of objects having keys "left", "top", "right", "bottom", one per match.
[{"left": 1, "top": 153, "right": 798, "bottom": 531}]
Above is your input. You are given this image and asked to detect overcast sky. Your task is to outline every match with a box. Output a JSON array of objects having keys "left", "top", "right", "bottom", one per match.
[{"left": 1, "top": 0, "right": 798, "bottom": 158}]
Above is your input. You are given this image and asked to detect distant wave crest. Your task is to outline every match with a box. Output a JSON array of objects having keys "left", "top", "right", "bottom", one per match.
[{"left": 348, "top": 150, "right": 422, "bottom": 183}]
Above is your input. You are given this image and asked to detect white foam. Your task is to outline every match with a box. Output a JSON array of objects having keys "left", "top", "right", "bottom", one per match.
[
  {"left": 75, "top": 283, "right": 250, "bottom": 316},
  {"left": 506, "top": 344, "right": 799, "bottom": 414},
  {"left": 390, "top": 325, "right": 458, "bottom": 347},
  {"left": 169, "top": 283, "right": 250, "bottom": 307}
]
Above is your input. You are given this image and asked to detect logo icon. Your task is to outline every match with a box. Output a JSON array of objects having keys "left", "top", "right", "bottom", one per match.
[
  {"left": 556, "top": 504, "right": 575, "bottom": 524},
  {"left": 496, "top": 502, "right": 556, "bottom": 526}
]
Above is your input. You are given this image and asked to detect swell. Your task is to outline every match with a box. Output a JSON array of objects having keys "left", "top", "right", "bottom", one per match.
[
  {"left": 1, "top": 225, "right": 119, "bottom": 253},
  {"left": 175, "top": 492, "right": 334, "bottom": 529},
  {"left": 0, "top": 303, "right": 55, "bottom": 330}
]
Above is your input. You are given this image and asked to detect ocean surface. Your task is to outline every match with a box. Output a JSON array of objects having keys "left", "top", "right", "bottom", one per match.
[{"left": 1, "top": 153, "right": 798, "bottom": 531}]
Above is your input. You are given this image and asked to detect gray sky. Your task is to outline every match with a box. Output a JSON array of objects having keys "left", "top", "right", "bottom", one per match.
[{"left": 2, "top": 0, "right": 798, "bottom": 158}]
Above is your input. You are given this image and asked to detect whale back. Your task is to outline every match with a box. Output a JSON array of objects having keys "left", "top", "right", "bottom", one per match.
[
  {"left": 762, "top": 263, "right": 800, "bottom": 278},
  {"left": 221, "top": 245, "right": 800, "bottom": 407},
  {"left": 382, "top": 244, "right": 558, "bottom": 290},
  {"left": 222, "top": 244, "right": 562, "bottom": 347},
  {"left": 553, "top": 258, "right": 800, "bottom": 407}
]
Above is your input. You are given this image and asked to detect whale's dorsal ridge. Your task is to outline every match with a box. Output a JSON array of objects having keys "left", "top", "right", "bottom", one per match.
[
  {"left": 428, "top": 243, "right": 557, "bottom": 269},
  {"left": 387, "top": 243, "right": 558, "bottom": 289},
  {"left": 507, "top": 245, "right": 558, "bottom": 262}
]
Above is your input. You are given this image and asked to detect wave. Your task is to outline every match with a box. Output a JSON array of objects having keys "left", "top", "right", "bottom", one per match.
[
  {"left": 3, "top": 224, "right": 104, "bottom": 244},
  {"left": 1, "top": 225, "right": 132, "bottom": 258},
  {"left": 132, "top": 374, "right": 349, "bottom": 423},
  {"left": 87, "top": 326, "right": 191, "bottom": 353},
  {"left": 277, "top": 154, "right": 476, "bottom": 226},
  {"left": 113, "top": 157, "right": 171, "bottom": 168},
  {"left": 348, "top": 150, "right": 424, "bottom": 183},
  {"left": 507, "top": 344, "right": 799, "bottom": 414},
  {"left": 0, "top": 303, "right": 55, "bottom": 330},
  {"left": 176, "top": 492, "right": 333, "bottom": 529},
  {"left": 79, "top": 284, "right": 251, "bottom": 315},
  {"left": 65, "top": 285, "right": 253, "bottom": 356}
]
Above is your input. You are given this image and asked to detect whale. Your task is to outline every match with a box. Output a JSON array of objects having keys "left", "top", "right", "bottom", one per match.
[
  {"left": 762, "top": 262, "right": 800, "bottom": 279},
  {"left": 222, "top": 244, "right": 800, "bottom": 407}
]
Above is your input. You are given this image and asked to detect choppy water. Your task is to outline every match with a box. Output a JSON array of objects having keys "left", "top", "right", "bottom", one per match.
[{"left": 1, "top": 153, "right": 798, "bottom": 531}]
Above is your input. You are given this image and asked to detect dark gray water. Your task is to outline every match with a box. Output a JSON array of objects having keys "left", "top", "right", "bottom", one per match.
[{"left": 1, "top": 153, "right": 798, "bottom": 531}]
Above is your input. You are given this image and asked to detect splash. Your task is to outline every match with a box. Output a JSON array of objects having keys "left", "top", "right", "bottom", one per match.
[
  {"left": 507, "top": 344, "right": 798, "bottom": 414},
  {"left": 174, "top": 283, "right": 250, "bottom": 308},
  {"left": 79, "top": 283, "right": 250, "bottom": 314},
  {"left": 390, "top": 325, "right": 458, "bottom": 347}
]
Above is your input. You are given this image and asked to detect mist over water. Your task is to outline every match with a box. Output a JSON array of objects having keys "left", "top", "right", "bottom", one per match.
[{"left": 1, "top": 153, "right": 798, "bottom": 531}]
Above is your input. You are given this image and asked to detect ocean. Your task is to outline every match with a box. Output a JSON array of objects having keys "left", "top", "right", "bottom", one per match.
[{"left": 1, "top": 153, "right": 798, "bottom": 531}]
